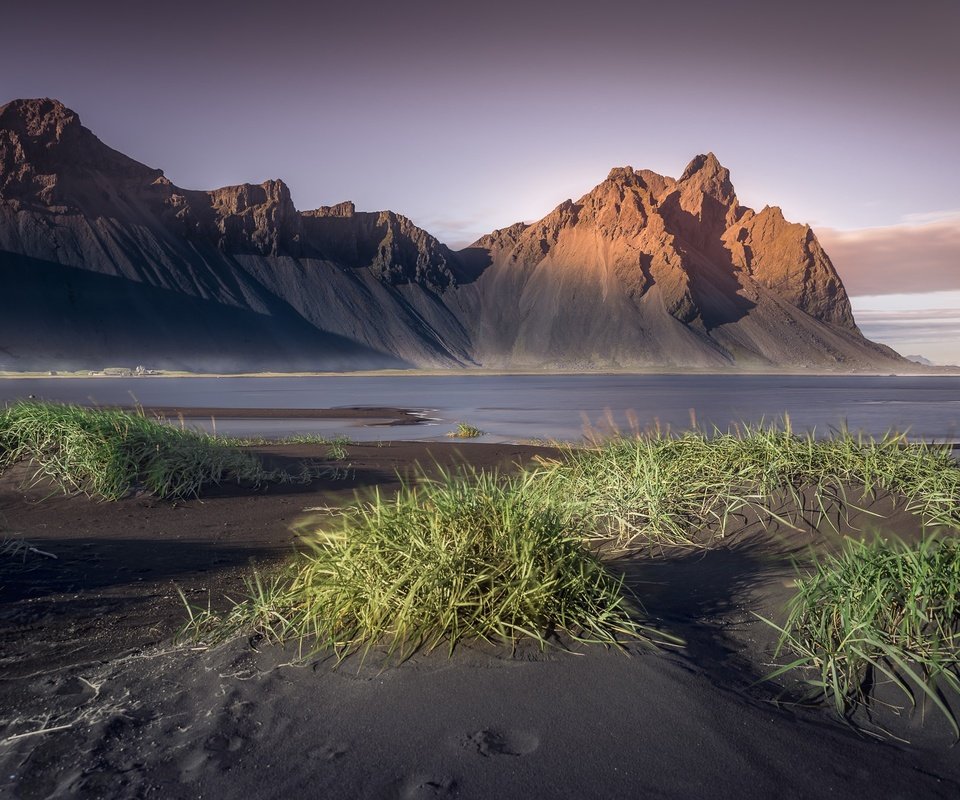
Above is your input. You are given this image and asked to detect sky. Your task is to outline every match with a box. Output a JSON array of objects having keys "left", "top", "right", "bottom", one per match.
[{"left": 3, "top": 0, "right": 957, "bottom": 362}]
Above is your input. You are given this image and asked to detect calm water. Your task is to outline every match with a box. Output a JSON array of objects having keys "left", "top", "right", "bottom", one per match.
[{"left": 2, "top": 375, "right": 959, "bottom": 443}]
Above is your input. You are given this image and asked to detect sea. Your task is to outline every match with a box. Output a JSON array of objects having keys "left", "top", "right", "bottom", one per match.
[{"left": 2, "top": 374, "right": 959, "bottom": 445}]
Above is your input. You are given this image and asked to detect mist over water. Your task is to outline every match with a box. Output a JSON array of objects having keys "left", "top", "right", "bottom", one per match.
[{"left": 3, "top": 375, "right": 959, "bottom": 444}]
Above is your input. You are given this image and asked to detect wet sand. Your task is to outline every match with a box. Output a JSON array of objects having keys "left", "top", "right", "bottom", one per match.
[{"left": 1, "top": 440, "right": 959, "bottom": 799}]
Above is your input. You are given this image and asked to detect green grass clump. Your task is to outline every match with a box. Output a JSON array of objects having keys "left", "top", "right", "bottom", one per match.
[
  {"left": 185, "top": 468, "right": 644, "bottom": 658},
  {"left": 0, "top": 401, "right": 272, "bottom": 500},
  {"left": 768, "top": 535, "right": 960, "bottom": 736},
  {"left": 325, "top": 437, "right": 349, "bottom": 460},
  {"left": 216, "top": 432, "right": 351, "bottom": 461},
  {"left": 220, "top": 432, "right": 352, "bottom": 449},
  {"left": 447, "top": 422, "right": 483, "bottom": 439},
  {"left": 535, "top": 423, "right": 960, "bottom": 548}
]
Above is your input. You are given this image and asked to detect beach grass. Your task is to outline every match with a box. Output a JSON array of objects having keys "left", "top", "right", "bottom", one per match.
[
  {"left": 766, "top": 534, "right": 960, "bottom": 736},
  {"left": 180, "top": 422, "right": 960, "bottom": 667},
  {"left": 182, "top": 467, "right": 647, "bottom": 658},
  {"left": 447, "top": 422, "right": 483, "bottom": 439},
  {"left": 534, "top": 423, "right": 960, "bottom": 548},
  {"left": 214, "top": 432, "right": 351, "bottom": 461},
  {"left": 0, "top": 401, "right": 282, "bottom": 500},
  {"left": 218, "top": 432, "right": 353, "bottom": 449}
]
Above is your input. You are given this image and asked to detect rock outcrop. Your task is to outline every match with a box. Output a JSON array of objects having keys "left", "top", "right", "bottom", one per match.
[{"left": 0, "top": 98, "right": 903, "bottom": 372}]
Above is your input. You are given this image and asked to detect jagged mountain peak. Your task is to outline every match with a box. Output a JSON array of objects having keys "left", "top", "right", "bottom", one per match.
[
  {"left": 680, "top": 152, "right": 725, "bottom": 179},
  {"left": 678, "top": 152, "right": 737, "bottom": 208},
  {"left": 467, "top": 154, "right": 862, "bottom": 345},
  {"left": 0, "top": 97, "right": 162, "bottom": 211},
  {"left": 603, "top": 166, "right": 649, "bottom": 189},
  {"left": 0, "top": 98, "right": 81, "bottom": 140}
]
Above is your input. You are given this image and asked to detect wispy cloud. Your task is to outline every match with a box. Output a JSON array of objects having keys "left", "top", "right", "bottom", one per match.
[
  {"left": 856, "top": 309, "right": 960, "bottom": 342},
  {"left": 850, "top": 291, "right": 960, "bottom": 365},
  {"left": 817, "top": 213, "right": 960, "bottom": 296},
  {"left": 899, "top": 210, "right": 960, "bottom": 226}
]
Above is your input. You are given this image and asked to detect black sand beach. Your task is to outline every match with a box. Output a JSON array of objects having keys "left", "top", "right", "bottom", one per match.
[{"left": 2, "top": 428, "right": 959, "bottom": 799}]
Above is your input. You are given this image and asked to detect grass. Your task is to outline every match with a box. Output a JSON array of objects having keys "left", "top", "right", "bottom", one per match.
[
  {"left": 182, "top": 467, "right": 649, "bottom": 659},
  {"left": 447, "top": 422, "right": 484, "bottom": 439},
  {"left": 1, "top": 535, "right": 56, "bottom": 563},
  {"left": 766, "top": 535, "right": 960, "bottom": 736},
  {"left": 5, "top": 395, "right": 955, "bottom": 735},
  {"left": 0, "top": 401, "right": 309, "bottom": 500},
  {"left": 324, "top": 438, "right": 349, "bottom": 460},
  {"left": 171, "top": 417, "right": 960, "bottom": 731},
  {"left": 214, "top": 432, "right": 351, "bottom": 461},
  {"left": 534, "top": 422, "right": 960, "bottom": 548},
  {"left": 220, "top": 432, "right": 352, "bottom": 449}
]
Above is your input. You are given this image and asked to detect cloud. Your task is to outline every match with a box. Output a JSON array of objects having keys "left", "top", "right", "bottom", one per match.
[
  {"left": 855, "top": 308, "right": 960, "bottom": 342},
  {"left": 849, "top": 292, "right": 960, "bottom": 365},
  {"left": 817, "top": 214, "right": 960, "bottom": 296},
  {"left": 899, "top": 210, "right": 960, "bottom": 225}
]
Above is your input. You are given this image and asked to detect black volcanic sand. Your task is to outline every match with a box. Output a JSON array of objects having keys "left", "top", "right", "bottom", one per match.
[{"left": 1, "top": 441, "right": 959, "bottom": 799}]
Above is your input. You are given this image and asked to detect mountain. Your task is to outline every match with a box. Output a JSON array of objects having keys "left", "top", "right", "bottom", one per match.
[
  {"left": 905, "top": 355, "right": 934, "bottom": 367},
  {"left": 0, "top": 98, "right": 905, "bottom": 372}
]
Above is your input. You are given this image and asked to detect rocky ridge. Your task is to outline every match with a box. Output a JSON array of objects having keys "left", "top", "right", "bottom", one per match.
[{"left": 0, "top": 98, "right": 903, "bottom": 372}]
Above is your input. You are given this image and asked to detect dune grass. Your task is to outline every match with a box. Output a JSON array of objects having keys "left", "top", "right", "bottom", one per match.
[
  {"left": 0, "top": 401, "right": 281, "bottom": 500},
  {"left": 766, "top": 535, "right": 960, "bottom": 736},
  {"left": 534, "top": 423, "right": 960, "bottom": 548},
  {"left": 447, "top": 422, "right": 484, "bottom": 439},
  {"left": 538, "top": 426, "right": 960, "bottom": 730},
  {"left": 212, "top": 433, "right": 351, "bottom": 461},
  {"left": 182, "top": 468, "right": 647, "bottom": 658},
  {"left": 180, "top": 422, "right": 959, "bottom": 667},
  {"left": 220, "top": 432, "right": 352, "bottom": 449}
]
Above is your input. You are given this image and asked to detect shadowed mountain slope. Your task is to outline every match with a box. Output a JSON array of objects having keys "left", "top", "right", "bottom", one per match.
[{"left": 0, "top": 99, "right": 903, "bottom": 371}]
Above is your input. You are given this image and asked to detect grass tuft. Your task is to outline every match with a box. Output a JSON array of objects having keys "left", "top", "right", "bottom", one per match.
[
  {"left": 447, "top": 422, "right": 483, "bottom": 439},
  {"left": 218, "top": 432, "right": 353, "bottom": 449},
  {"left": 213, "top": 432, "right": 351, "bottom": 461},
  {"left": 535, "top": 423, "right": 960, "bottom": 548},
  {"left": 0, "top": 401, "right": 286, "bottom": 500},
  {"left": 767, "top": 535, "right": 960, "bottom": 736},
  {"left": 183, "top": 468, "right": 647, "bottom": 658}
]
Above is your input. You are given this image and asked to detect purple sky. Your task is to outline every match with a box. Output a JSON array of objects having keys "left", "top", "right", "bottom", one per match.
[{"left": 4, "top": 0, "right": 958, "bottom": 361}]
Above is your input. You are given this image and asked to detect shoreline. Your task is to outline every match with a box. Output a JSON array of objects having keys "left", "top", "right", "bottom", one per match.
[{"left": 2, "top": 365, "right": 959, "bottom": 379}]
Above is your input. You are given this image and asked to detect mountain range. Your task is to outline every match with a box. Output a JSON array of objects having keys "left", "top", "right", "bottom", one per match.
[{"left": 0, "top": 98, "right": 905, "bottom": 372}]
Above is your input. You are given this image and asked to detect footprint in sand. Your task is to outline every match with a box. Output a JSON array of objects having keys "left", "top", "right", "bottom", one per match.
[
  {"left": 400, "top": 774, "right": 458, "bottom": 799},
  {"left": 458, "top": 728, "right": 539, "bottom": 758},
  {"left": 203, "top": 732, "right": 245, "bottom": 754},
  {"left": 305, "top": 741, "right": 348, "bottom": 762}
]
